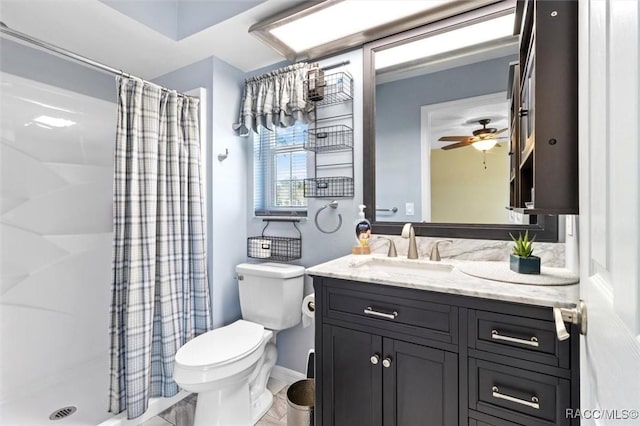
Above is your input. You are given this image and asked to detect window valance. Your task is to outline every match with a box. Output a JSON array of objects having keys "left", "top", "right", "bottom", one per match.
[{"left": 233, "top": 62, "right": 317, "bottom": 136}]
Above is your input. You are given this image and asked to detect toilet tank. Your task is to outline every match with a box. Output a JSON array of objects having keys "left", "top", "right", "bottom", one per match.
[{"left": 236, "top": 262, "right": 305, "bottom": 330}]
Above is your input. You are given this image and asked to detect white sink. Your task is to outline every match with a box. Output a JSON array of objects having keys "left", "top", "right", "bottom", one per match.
[{"left": 351, "top": 256, "right": 454, "bottom": 278}]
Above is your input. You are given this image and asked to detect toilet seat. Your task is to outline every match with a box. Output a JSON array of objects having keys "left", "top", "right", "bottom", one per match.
[{"left": 175, "top": 320, "right": 265, "bottom": 369}]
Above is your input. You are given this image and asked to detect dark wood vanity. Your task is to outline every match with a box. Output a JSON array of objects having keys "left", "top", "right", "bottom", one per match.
[{"left": 312, "top": 277, "right": 579, "bottom": 426}]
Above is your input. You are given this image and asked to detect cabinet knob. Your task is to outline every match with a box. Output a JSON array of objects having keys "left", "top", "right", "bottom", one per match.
[
  {"left": 382, "top": 357, "right": 392, "bottom": 368},
  {"left": 370, "top": 354, "right": 380, "bottom": 365}
]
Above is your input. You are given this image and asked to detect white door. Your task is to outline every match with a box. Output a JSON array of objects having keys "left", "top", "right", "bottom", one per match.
[{"left": 578, "top": 0, "right": 640, "bottom": 424}]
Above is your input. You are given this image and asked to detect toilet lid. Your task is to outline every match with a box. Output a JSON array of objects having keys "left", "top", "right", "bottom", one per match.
[{"left": 175, "top": 320, "right": 265, "bottom": 368}]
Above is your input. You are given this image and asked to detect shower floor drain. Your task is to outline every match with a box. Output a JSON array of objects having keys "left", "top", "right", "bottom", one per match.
[{"left": 49, "top": 406, "right": 77, "bottom": 420}]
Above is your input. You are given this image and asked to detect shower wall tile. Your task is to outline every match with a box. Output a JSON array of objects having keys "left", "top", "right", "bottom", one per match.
[
  {"left": 0, "top": 274, "right": 28, "bottom": 295},
  {"left": 0, "top": 224, "right": 69, "bottom": 281},
  {"left": 43, "top": 232, "right": 112, "bottom": 254},
  {"left": 45, "top": 163, "right": 113, "bottom": 185},
  {"left": 0, "top": 71, "right": 115, "bottom": 402},
  {"left": 0, "top": 304, "right": 109, "bottom": 401},
  {"left": 0, "top": 195, "right": 27, "bottom": 214},
  {"left": 2, "top": 245, "right": 112, "bottom": 316},
  {"left": 2, "top": 181, "right": 113, "bottom": 234},
  {"left": 7, "top": 128, "right": 114, "bottom": 168},
  {"left": 0, "top": 142, "right": 67, "bottom": 199}
]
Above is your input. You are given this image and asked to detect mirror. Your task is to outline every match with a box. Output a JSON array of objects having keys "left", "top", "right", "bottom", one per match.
[{"left": 363, "top": 1, "right": 558, "bottom": 241}]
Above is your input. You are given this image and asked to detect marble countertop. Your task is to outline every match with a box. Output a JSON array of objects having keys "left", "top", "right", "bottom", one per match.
[{"left": 306, "top": 254, "right": 580, "bottom": 309}]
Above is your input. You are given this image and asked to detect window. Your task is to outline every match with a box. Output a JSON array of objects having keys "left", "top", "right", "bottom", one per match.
[{"left": 254, "top": 122, "right": 308, "bottom": 216}]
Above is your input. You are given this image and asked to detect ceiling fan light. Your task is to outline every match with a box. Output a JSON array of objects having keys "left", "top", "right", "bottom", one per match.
[{"left": 472, "top": 139, "right": 497, "bottom": 151}]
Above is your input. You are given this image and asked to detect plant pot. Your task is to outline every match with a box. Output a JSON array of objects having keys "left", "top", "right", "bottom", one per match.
[{"left": 510, "top": 254, "right": 541, "bottom": 274}]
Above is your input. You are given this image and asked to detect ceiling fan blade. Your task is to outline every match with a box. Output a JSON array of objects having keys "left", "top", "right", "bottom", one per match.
[
  {"left": 438, "top": 136, "right": 472, "bottom": 142},
  {"left": 441, "top": 141, "right": 472, "bottom": 150},
  {"left": 494, "top": 128, "right": 509, "bottom": 135}
]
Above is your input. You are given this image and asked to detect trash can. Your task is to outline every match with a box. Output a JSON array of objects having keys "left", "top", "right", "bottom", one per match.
[{"left": 286, "top": 379, "right": 314, "bottom": 426}]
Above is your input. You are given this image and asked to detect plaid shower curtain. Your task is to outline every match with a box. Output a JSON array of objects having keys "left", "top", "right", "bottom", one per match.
[{"left": 109, "top": 77, "right": 212, "bottom": 419}]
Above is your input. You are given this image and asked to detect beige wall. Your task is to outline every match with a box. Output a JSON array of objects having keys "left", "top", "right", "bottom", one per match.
[{"left": 430, "top": 146, "right": 509, "bottom": 223}]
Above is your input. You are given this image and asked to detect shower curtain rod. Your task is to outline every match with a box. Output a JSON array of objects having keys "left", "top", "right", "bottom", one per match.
[
  {"left": 0, "top": 21, "right": 132, "bottom": 78},
  {"left": 0, "top": 21, "right": 196, "bottom": 98}
]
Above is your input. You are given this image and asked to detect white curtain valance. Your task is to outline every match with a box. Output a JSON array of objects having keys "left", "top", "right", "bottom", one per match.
[{"left": 233, "top": 62, "right": 317, "bottom": 136}]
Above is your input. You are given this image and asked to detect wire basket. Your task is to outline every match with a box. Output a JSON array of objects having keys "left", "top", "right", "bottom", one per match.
[
  {"left": 305, "top": 125, "right": 353, "bottom": 152},
  {"left": 247, "top": 220, "right": 302, "bottom": 261},
  {"left": 314, "top": 72, "right": 353, "bottom": 106},
  {"left": 304, "top": 177, "right": 354, "bottom": 198}
]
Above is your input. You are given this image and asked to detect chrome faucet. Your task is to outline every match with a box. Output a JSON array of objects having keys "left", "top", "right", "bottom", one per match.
[
  {"left": 401, "top": 223, "right": 419, "bottom": 259},
  {"left": 429, "top": 240, "right": 452, "bottom": 261}
]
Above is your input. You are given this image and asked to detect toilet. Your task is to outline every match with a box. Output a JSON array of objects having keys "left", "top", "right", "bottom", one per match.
[{"left": 173, "top": 262, "right": 305, "bottom": 426}]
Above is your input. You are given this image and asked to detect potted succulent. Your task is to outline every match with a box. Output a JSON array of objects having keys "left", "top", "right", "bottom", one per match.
[{"left": 509, "top": 231, "right": 540, "bottom": 274}]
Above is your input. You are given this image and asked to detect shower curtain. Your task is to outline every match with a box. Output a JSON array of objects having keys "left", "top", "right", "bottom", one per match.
[{"left": 109, "top": 77, "right": 212, "bottom": 419}]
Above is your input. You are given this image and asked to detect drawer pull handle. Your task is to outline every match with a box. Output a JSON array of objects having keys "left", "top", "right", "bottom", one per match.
[
  {"left": 491, "top": 330, "right": 539, "bottom": 347},
  {"left": 364, "top": 306, "right": 398, "bottom": 320},
  {"left": 492, "top": 386, "right": 540, "bottom": 410}
]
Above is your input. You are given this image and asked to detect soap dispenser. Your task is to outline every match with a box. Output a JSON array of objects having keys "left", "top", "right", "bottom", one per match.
[{"left": 352, "top": 204, "right": 372, "bottom": 255}]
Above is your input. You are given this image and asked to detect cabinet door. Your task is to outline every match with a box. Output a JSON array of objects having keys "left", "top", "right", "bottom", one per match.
[
  {"left": 322, "top": 324, "right": 383, "bottom": 426},
  {"left": 382, "top": 339, "right": 458, "bottom": 426}
]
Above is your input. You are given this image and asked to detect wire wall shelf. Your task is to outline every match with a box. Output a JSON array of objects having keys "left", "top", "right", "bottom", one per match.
[
  {"left": 247, "top": 219, "right": 302, "bottom": 262},
  {"left": 304, "top": 71, "right": 354, "bottom": 199},
  {"left": 304, "top": 177, "right": 354, "bottom": 198},
  {"left": 313, "top": 72, "right": 353, "bottom": 107},
  {"left": 305, "top": 125, "right": 353, "bottom": 152}
]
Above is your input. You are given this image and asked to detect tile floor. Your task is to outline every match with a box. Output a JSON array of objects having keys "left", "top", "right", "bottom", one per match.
[{"left": 141, "top": 378, "right": 289, "bottom": 426}]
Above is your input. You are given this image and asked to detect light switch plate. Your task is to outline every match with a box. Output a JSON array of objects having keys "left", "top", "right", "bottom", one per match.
[{"left": 405, "top": 202, "right": 414, "bottom": 216}]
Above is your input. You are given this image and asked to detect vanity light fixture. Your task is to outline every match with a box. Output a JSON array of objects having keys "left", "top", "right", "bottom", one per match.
[
  {"left": 249, "top": 0, "right": 500, "bottom": 61},
  {"left": 375, "top": 11, "right": 515, "bottom": 70},
  {"left": 472, "top": 139, "right": 498, "bottom": 151}
]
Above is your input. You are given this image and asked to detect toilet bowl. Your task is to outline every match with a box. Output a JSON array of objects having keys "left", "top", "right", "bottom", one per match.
[
  {"left": 174, "top": 320, "right": 277, "bottom": 425},
  {"left": 173, "top": 262, "right": 305, "bottom": 426}
]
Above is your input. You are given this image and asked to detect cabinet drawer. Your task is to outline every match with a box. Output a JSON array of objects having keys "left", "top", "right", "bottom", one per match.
[
  {"left": 469, "top": 358, "right": 571, "bottom": 426},
  {"left": 324, "top": 284, "right": 457, "bottom": 344},
  {"left": 469, "top": 409, "right": 530, "bottom": 425},
  {"left": 469, "top": 417, "right": 522, "bottom": 426},
  {"left": 469, "top": 310, "right": 570, "bottom": 368}
]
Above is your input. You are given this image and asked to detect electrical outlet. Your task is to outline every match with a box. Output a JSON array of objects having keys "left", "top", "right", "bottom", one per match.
[{"left": 405, "top": 202, "right": 414, "bottom": 216}]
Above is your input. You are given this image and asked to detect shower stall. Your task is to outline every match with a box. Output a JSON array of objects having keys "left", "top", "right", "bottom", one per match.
[{"left": 0, "top": 36, "right": 190, "bottom": 425}]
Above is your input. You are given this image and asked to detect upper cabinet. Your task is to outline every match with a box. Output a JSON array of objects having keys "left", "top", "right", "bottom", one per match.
[{"left": 510, "top": 0, "right": 578, "bottom": 214}]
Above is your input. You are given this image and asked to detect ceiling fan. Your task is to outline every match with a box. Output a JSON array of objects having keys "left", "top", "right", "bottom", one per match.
[{"left": 439, "top": 118, "right": 508, "bottom": 151}]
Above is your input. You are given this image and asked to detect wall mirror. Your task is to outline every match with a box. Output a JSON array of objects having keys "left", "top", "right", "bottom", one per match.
[{"left": 363, "top": 1, "right": 558, "bottom": 241}]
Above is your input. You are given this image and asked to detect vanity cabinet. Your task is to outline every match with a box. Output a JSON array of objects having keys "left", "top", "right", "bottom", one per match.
[
  {"left": 317, "top": 279, "right": 459, "bottom": 426},
  {"left": 312, "top": 277, "right": 579, "bottom": 426},
  {"left": 321, "top": 325, "right": 458, "bottom": 426},
  {"left": 509, "top": 0, "right": 578, "bottom": 214}
]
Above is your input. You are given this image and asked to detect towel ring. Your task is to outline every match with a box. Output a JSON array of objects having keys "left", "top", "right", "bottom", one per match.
[{"left": 314, "top": 200, "right": 342, "bottom": 234}]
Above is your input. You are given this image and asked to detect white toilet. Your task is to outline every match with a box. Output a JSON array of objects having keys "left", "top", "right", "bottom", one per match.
[{"left": 173, "top": 262, "right": 305, "bottom": 426}]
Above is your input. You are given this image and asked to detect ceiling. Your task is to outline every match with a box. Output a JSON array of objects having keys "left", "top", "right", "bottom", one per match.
[{"left": 0, "top": 0, "right": 308, "bottom": 79}]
